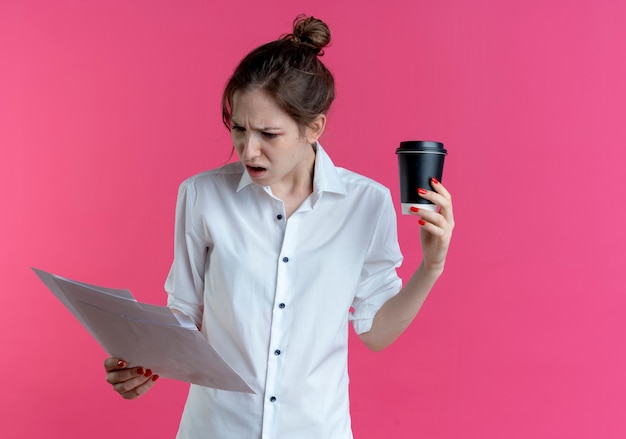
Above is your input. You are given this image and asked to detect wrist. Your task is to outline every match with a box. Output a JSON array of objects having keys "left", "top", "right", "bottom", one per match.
[{"left": 421, "top": 259, "right": 445, "bottom": 277}]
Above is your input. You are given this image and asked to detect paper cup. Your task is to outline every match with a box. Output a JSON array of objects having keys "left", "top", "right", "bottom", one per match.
[{"left": 396, "top": 141, "right": 447, "bottom": 215}]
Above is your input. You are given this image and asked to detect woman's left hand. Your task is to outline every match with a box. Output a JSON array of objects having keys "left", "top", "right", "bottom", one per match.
[{"left": 410, "top": 178, "right": 455, "bottom": 272}]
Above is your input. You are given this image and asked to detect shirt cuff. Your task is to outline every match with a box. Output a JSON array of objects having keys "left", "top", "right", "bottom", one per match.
[{"left": 349, "top": 277, "right": 402, "bottom": 335}]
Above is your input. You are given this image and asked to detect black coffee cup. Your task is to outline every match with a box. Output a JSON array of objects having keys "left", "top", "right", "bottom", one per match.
[{"left": 396, "top": 140, "right": 447, "bottom": 214}]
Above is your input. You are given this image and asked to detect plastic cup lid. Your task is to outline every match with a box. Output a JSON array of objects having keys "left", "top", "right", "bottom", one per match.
[{"left": 396, "top": 140, "right": 447, "bottom": 154}]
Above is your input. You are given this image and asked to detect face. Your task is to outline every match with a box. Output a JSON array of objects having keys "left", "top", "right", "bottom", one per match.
[{"left": 230, "top": 88, "right": 325, "bottom": 190}]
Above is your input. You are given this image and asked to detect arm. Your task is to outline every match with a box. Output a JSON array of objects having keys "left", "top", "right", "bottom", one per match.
[
  {"left": 104, "top": 179, "right": 207, "bottom": 398},
  {"left": 359, "top": 178, "right": 454, "bottom": 351}
]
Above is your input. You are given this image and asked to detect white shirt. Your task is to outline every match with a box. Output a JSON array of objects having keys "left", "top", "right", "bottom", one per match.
[{"left": 165, "top": 144, "right": 403, "bottom": 438}]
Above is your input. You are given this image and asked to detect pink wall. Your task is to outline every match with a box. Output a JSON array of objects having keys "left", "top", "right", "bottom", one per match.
[{"left": 2, "top": 0, "right": 625, "bottom": 437}]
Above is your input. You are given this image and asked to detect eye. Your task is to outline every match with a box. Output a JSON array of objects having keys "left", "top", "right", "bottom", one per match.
[
  {"left": 231, "top": 125, "right": 245, "bottom": 133},
  {"left": 262, "top": 132, "right": 278, "bottom": 139}
]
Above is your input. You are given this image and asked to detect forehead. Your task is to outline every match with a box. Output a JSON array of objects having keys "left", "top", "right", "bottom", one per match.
[{"left": 231, "top": 89, "right": 294, "bottom": 124}]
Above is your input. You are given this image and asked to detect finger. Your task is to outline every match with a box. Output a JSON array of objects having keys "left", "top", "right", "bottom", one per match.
[
  {"left": 430, "top": 178, "right": 452, "bottom": 199},
  {"left": 104, "top": 358, "right": 127, "bottom": 372},
  {"left": 411, "top": 203, "right": 452, "bottom": 229},
  {"left": 416, "top": 209, "right": 447, "bottom": 229},
  {"left": 113, "top": 372, "right": 154, "bottom": 398},
  {"left": 417, "top": 213, "right": 449, "bottom": 238},
  {"left": 413, "top": 206, "right": 454, "bottom": 239},
  {"left": 409, "top": 205, "right": 443, "bottom": 224},
  {"left": 419, "top": 182, "right": 454, "bottom": 226},
  {"left": 409, "top": 206, "right": 447, "bottom": 229},
  {"left": 119, "top": 375, "right": 160, "bottom": 400},
  {"left": 417, "top": 187, "right": 451, "bottom": 209},
  {"left": 106, "top": 366, "right": 151, "bottom": 385}
]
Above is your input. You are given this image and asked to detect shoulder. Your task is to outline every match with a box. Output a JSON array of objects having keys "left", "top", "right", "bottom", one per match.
[
  {"left": 182, "top": 162, "right": 244, "bottom": 191},
  {"left": 336, "top": 166, "right": 392, "bottom": 199},
  {"left": 331, "top": 166, "right": 396, "bottom": 221},
  {"left": 173, "top": 162, "right": 244, "bottom": 209},
  {"left": 186, "top": 161, "right": 244, "bottom": 183}
]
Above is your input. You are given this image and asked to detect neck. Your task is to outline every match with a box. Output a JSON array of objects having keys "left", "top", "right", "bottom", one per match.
[
  {"left": 270, "top": 144, "right": 316, "bottom": 217},
  {"left": 271, "top": 143, "right": 316, "bottom": 198}
]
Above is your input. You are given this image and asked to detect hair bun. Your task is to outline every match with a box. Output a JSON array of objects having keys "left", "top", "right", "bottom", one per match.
[{"left": 289, "top": 15, "right": 331, "bottom": 55}]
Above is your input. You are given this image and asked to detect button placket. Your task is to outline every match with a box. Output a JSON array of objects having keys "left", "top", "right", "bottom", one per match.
[{"left": 261, "top": 215, "right": 297, "bottom": 437}]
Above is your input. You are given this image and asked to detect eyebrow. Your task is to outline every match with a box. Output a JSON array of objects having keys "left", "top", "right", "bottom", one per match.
[{"left": 231, "top": 120, "right": 282, "bottom": 131}]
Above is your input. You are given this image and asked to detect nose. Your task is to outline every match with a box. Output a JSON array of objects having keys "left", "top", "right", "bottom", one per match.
[{"left": 238, "top": 134, "right": 261, "bottom": 161}]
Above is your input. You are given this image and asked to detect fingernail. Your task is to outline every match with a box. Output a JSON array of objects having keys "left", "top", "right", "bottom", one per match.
[
  {"left": 410, "top": 206, "right": 419, "bottom": 213},
  {"left": 419, "top": 219, "right": 426, "bottom": 226},
  {"left": 417, "top": 188, "right": 428, "bottom": 195},
  {"left": 151, "top": 375, "right": 160, "bottom": 382},
  {"left": 117, "top": 360, "right": 125, "bottom": 368},
  {"left": 137, "top": 367, "right": 145, "bottom": 375},
  {"left": 144, "top": 369, "right": 153, "bottom": 378},
  {"left": 431, "top": 177, "right": 439, "bottom": 185}
]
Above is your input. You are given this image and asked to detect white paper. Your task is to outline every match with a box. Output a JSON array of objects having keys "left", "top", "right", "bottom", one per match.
[{"left": 33, "top": 268, "right": 253, "bottom": 393}]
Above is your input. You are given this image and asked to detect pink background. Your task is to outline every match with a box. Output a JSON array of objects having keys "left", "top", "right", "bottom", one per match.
[{"left": 2, "top": 0, "right": 625, "bottom": 437}]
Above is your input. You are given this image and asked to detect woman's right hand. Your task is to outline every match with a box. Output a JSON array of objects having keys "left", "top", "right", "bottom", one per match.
[{"left": 104, "top": 358, "right": 159, "bottom": 399}]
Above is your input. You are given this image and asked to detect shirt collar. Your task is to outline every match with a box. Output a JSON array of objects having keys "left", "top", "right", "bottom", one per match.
[{"left": 236, "top": 142, "right": 347, "bottom": 196}]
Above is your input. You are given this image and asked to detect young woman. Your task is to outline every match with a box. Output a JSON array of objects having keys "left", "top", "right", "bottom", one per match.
[{"left": 105, "top": 15, "right": 454, "bottom": 438}]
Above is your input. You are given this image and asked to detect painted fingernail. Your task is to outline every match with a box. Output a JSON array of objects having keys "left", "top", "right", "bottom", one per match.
[
  {"left": 144, "top": 369, "right": 153, "bottom": 378},
  {"left": 136, "top": 367, "right": 145, "bottom": 375},
  {"left": 417, "top": 188, "right": 428, "bottom": 195},
  {"left": 431, "top": 177, "right": 439, "bottom": 185},
  {"left": 419, "top": 219, "right": 426, "bottom": 226},
  {"left": 151, "top": 375, "right": 160, "bottom": 382},
  {"left": 410, "top": 206, "right": 419, "bottom": 213},
  {"left": 117, "top": 360, "right": 125, "bottom": 368}
]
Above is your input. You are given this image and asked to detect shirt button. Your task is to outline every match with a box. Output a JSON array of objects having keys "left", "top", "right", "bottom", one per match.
[
  {"left": 269, "top": 396, "right": 277, "bottom": 402},
  {"left": 278, "top": 303, "right": 286, "bottom": 309},
  {"left": 282, "top": 257, "right": 289, "bottom": 263},
  {"left": 276, "top": 214, "right": 283, "bottom": 220},
  {"left": 274, "top": 349, "right": 281, "bottom": 356}
]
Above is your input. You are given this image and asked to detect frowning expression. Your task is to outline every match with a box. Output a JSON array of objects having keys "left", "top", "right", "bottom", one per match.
[{"left": 230, "top": 89, "right": 324, "bottom": 190}]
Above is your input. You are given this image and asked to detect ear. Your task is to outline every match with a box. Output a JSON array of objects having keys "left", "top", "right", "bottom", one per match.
[{"left": 304, "top": 114, "right": 326, "bottom": 144}]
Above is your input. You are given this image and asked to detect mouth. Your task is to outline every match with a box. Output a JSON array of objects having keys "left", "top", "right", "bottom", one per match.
[{"left": 246, "top": 165, "right": 267, "bottom": 178}]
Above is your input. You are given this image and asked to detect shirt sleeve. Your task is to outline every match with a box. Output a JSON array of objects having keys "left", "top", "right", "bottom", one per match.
[
  {"left": 350, "top": 191, "right": 403, "bottom": 335},
  {"left": 164, "top": 178, "right": 208, "bottom": 328}
]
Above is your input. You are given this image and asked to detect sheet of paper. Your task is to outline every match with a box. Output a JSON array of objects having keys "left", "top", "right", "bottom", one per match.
[{"left": 33, "top": 268, "right": 253, "bottom": 393}]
